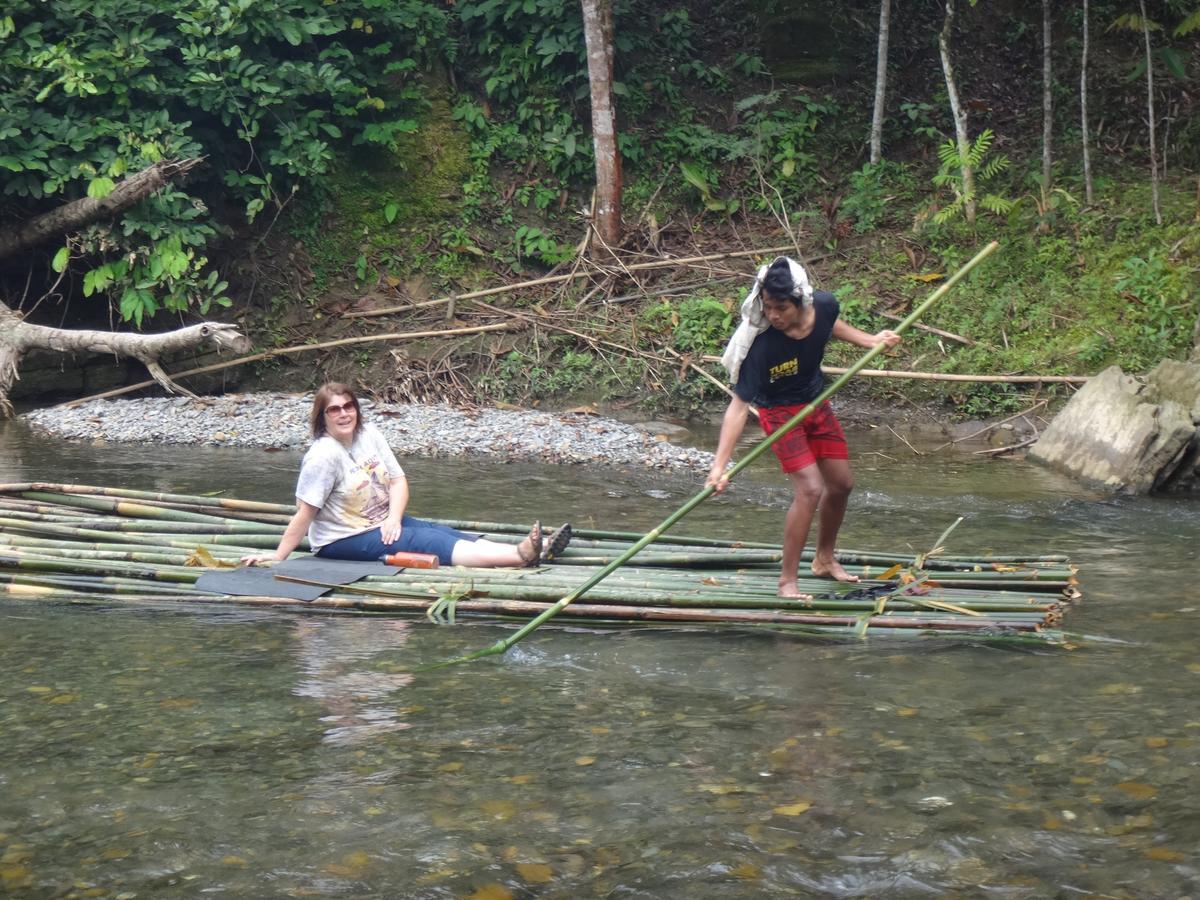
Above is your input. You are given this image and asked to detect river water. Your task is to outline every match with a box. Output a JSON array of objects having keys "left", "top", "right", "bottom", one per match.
[{"left": 1, "top": 416, "right": 1197, "bottom": 898}]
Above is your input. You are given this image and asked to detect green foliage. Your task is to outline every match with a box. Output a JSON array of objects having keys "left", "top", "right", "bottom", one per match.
[
  {"left": 453, "top": 0, "right": 593, "bottom": 185},
  {"left": 841, "top": 161, "right": 913, "bottom": 233},
  {"left": 2, "top": 0, "right": 447, "bottom": 321},
  {"left": 478, "top": 347, "right": 607, "bottom": 404},
  {"left": 736, "top": 90, "right": 834, "bottom": 194},
  {"left": 952, "top": 383, "right": 1027, "bottom": 419},
  {"left": 1114, "top": 252, "right": 1192, "bottom": 347},
  {"left": 900, "top": 101, "right": 942, "bottom": 141},
  {"left": 513, "top": 225, "right": 573, "bottom": 266},
  {"left": 678, "top": 162, "right": 740, "bottom": 214},
  {"left": 931, "top": 129, "right": 1013, "bottom": 224},
  {"left": 640, "top": 296, "right": 733, "bottom": 356}
]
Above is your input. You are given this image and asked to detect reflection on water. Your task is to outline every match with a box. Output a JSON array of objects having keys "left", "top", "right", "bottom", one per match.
[
  {"left": 292, "top": 619, "right": 414, "bottom": 745},
  {"left": 2, "top": 416, "right": 1199, "bottom": 897}
]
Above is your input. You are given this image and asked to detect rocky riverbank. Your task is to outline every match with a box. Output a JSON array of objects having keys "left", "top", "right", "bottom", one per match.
[{"left": 23, "top": 394, "right": 716, "bottom": 471}]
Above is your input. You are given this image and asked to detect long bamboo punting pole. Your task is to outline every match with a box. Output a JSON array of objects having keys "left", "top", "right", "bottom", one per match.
[{"left": 432, "top": 241, "right": 1002, "bottom": 666}]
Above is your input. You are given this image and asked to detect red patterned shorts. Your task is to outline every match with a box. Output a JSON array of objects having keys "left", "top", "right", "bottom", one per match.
[{"left": 757, "top": 401, "right": 849, "bottom": 473}]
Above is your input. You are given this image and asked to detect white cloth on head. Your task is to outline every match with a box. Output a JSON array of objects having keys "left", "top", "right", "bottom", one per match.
[{"left": 719, "top": 257, "right": 813, "bottom": 383}]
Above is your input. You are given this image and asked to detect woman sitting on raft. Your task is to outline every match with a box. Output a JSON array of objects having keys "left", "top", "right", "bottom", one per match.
[{"left": 243, "top": 382, "right": 571, "bottom": 568}]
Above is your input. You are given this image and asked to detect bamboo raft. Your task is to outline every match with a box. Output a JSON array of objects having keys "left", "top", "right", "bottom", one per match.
[{"left": 0, "top": 483, "right": 1083, "bottom": 646}]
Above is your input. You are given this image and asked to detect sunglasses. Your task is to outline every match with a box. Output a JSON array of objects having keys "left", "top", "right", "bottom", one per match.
[{"left": 324, "top": 401, "right": 356, "bottom": 416}]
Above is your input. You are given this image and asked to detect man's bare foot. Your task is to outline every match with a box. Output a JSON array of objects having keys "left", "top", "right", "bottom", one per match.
[
  {"left": 812, "top": 557, "right": 860, "bottom": 583},
  {"left": 778, "top": 581, "right": 814, "bottom": 602}
]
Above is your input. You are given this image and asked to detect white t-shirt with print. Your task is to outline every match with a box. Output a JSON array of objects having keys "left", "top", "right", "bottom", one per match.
[{"left": 295, "top": 422, "right": 405, "bottom": 550}]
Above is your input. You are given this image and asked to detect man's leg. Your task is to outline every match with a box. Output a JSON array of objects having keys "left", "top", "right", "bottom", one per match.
[
  {"left": 811, "top": 457, "right": 859, "bottom": 583},
  {"left": 780, "top": 465, "right": 824, "bottom": 598}
]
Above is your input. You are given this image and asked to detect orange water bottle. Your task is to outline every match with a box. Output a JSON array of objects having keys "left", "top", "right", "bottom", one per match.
[{"left": 380, "top": 551, "right": 440, "bottom": 569}]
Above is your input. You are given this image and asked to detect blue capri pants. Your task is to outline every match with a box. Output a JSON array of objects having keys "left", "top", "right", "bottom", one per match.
[{"left": 315, "top": 515, "right": 478, "bottom": 565}]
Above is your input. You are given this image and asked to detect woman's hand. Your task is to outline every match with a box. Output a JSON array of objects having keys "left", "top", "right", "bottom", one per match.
[
  {"left": 380, "top": 514, "right": 403, "bottom": 545},
  {"left": 241, "top": 553, "right": 279, "bottom": 567},
  {"left": 873, "top": 329, "right": 901, "bottom": 348}
]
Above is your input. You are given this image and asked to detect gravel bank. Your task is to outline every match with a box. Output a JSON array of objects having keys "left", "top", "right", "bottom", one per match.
[{"left": 24, "top": 394, "right": 716, "bottom": 472}]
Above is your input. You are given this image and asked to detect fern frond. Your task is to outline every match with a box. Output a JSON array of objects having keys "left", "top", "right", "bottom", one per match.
[
  {"left": 1176, "top": 11, "right": 1200, "bottom": 36},
  {"left": 980, "top": 194, "right": 1014, "bottom": 215},
  {"left": 966, "top": 129, "right": 994, "bottom": 167},
  {"left": 937, "top": 138, "right": 960, "bottom": 167},
  {"left": 1051, "top": 187, "right": 1078, "bottom": 207},
  {"left": 933, "top": 195, "right": 966, "bottom": 224},
  {"left": 978, "top": 154, "right": 1010, "bottom": 179},
  {"left": 1109, "top": 12, "right": 1161, "bottom": 32}
]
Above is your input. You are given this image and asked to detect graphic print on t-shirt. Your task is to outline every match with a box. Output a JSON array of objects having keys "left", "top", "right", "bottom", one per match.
[
  {"left": 340, "top": 453, "right": 391, "bottom": 527},
  {"left": 768, "top": 358, "right": 798, "bottom": 382}
]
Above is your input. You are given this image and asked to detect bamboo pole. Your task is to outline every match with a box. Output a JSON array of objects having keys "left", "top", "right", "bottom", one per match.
[
  {"left": 434, "top": 241, "right": 1003, "bottom": 666},
  {"left": 0, "top": 483, "right": 294, "bottom": 515},
  {"left": 696, "top": 358, "right": 1089, "bottom": 385},
  {"left": 343, "top": 244, "right": 806, "bottom": 320}
]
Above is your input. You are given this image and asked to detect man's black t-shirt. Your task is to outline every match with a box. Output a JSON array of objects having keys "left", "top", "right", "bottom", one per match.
[{"left": 733, "top": 291, "right": 839, "bottom": 407}]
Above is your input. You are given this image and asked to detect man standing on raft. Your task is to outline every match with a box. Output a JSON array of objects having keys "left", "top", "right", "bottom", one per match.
[{"left": 706, "top": 257, "right": 900, "bottom": 599}]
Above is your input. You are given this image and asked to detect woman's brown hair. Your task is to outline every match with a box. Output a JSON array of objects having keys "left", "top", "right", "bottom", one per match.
[{"left": 310, "top": 382, "right": 365, "bottom": 439}]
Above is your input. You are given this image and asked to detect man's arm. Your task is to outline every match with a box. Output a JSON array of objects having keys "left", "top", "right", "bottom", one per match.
[
  {"left": 832, "top": 318, "right": 901, "bottom": 349},
  {"left": 705, "top": 395, "right": 751, "bottom": 493}
]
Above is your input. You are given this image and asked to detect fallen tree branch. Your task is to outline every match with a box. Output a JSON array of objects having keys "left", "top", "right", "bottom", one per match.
[
  {"left": 932, "top": 399, "right": 1050, "bottom": 452},
  {"left": 973, "top": 436, "right": 1038, "bottom": 455},
  {"left": 53, "top": 321, "right": 519, "bottom": 409},
  {"left": 0, "top": 159, "right": 204, "bottom": 260},
  {"left": 2, "top": 301, "right": 248, "bottom": 416}
]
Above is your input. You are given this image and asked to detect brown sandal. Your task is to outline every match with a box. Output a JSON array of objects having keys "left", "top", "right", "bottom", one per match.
[
  {"left": 518, "top": 520, "right": 543, "bottom": 567},
  {"left": 540, "top": 523, "right": 572, "bottom": 562}
]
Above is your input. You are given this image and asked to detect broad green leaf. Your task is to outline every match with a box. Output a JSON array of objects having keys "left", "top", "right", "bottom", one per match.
[
  {"left": 51, "top": 246, "right": 69, "bottom": 273},
  {"left": 1157, "top": 47, "right": 1187, "bottom": 80},
  {"left": 679, "top": 162, "right": 710, "bottom": 194},
  {"left": 0, "top": 156, "right": 23, "bottom": 172},
  {"left": 383, "top": 202, "right": 400, "bottom": 224},
  {"left": 279, "top": 21, "right": 302, "bottom": 46}
]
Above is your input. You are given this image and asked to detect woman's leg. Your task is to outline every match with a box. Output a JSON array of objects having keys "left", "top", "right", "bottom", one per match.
[{"left": 450, "top": 537, "right": 527, "bottom": 567}]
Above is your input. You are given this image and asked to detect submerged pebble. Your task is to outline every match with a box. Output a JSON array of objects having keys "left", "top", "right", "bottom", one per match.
[{"left": 23, "top": 394, "right": 715, "bottom": 472}]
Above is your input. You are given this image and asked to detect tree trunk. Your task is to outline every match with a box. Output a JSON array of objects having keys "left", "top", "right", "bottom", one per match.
[
  {"left": 1041, "top": 0, "right": 1053, "bottom": 209},
  {"left": 1080, "top": 0, "right": 1094, "bottom": 205},
  {"left": 869, "top": 0, "right": 892, "bottom": 165},
  {"left": 938, "top": 0, "right": 976, "bottom": 225},
  {"left": 1139, "top": 0, "right": 1162, "bottom": 225},
  {"left": 0, "top": 159, "right": 203, "bottom": 261},
  {"left": 0, "top": 300, "right": 248, "bottom": 416},
  {"left": 581, "top": 0, "right": 622, "bottom": 249}
]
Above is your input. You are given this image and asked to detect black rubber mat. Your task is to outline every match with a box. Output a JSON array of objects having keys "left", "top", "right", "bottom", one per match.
[
  {"left": 193, "top": 566, "right": 330, "bottom": 602},
  {"left": 273, "top": 556, "right": 400, "bottom": 583},
  {"left": 193, "top": 556, "right": 401, "bottom": 601}
]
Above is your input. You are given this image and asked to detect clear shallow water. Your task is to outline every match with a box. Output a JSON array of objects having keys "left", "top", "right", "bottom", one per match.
[{"left": 1, "top": 417, "right": 1198, "bottom": 898}]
